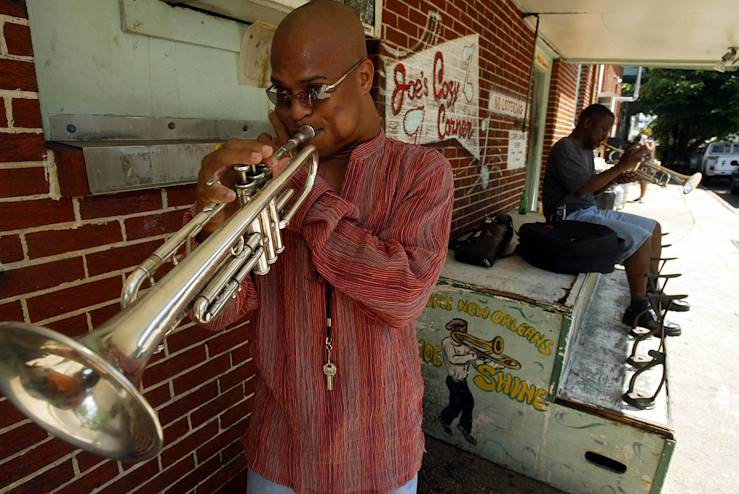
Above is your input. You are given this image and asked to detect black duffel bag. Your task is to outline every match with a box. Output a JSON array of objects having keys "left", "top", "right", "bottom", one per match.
[
  {"left": 518, "top": 220, "right": 624, "bottom": 274},
  {"left": 453, "top": 214, "right": 514, "bottom": 268}
]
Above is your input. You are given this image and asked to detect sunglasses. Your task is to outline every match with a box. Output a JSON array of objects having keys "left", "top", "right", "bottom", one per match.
[{"left": 266, "top": 58, "right": 365, "bottom": 108}]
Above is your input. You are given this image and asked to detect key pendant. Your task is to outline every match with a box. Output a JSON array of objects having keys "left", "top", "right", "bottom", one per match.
[
  {"left": 323, "top": 334, "right": 336, "bottom": 391},
  {"left": 323, "top": 361, "right": 337, "bottom": 391}
]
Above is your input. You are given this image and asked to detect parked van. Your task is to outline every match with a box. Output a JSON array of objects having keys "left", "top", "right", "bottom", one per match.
[{"left": 701, "top": 141, "right": 739, "bottom": 178}]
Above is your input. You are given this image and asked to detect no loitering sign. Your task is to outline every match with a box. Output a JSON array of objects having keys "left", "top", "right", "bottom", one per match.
[{"left": 488, "top": 90, "right": 526, "bottom": 120}]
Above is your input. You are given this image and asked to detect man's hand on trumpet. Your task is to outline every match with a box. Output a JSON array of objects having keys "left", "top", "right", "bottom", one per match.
[
  {"left": 195, "top": 112, "right": 291, "bottom": 236},
  {"left": 615, "top": 144, "right": 649, "bottom": 173}
]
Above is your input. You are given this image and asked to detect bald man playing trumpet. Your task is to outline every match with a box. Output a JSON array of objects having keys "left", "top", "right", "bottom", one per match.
[{"left": 191, "top": 1, "right": 454, "bottom": 493}]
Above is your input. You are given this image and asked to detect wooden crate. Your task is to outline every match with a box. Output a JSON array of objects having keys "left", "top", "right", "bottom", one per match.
[{"left": 418, "top": 214, "right": 673, "bottom": 493}]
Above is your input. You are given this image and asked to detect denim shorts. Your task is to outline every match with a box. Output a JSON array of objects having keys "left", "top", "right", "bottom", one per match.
[
  {"left": 246, "top": 469, "right": 419, "bottom": 494},
  {"left": 566, "top": 206, "right": 657, "bottom": 262}
]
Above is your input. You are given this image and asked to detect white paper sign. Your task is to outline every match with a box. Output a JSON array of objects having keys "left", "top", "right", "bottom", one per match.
[
  {"left": 384, "top": 35, "right": 479, "bottom": 158},
  {"left": 507, "top": 130, "right": 528, "bottom": 169},
  {"left": 488, "top": 90, "right": 526, "bottom": 120}
]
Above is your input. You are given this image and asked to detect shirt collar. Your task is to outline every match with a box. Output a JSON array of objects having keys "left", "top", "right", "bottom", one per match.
[{"left": 350, "top": 129, "right": 385, "bottom": 162}]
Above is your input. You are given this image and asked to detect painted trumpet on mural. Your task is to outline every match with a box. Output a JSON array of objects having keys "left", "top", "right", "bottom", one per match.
[
  {"left": 0, "top": 125, "right": 317, "bottom": 462},
  {"left": 451, "top": 330, "right": 521, "bottom": 370},
  {"left": 603, "top": 143, "right": 702, "bottom": 194}
]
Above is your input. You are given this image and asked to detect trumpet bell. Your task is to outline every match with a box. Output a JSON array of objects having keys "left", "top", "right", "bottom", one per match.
[
  {"left": 0, "top": 322, "right": 162, "bottom": 461},
  {"left": 602, "top": 142, "right": 703, "bottom": 194},
  {"left": 0, "top": 125, "right": 316, "bottom": 462},
  {"left": 683, "top": 172, "right": 702, "bottom": 194},
  {"left": 634, "top": 160, "right": 703, "bottom": 194}
]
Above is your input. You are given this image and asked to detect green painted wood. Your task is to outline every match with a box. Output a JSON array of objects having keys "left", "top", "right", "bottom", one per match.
[
  {"left": 419, "top": 258, "right": 673, "bottom": 493},
  {"left": 419, "top": 285, "right": 564, "bottom": 473},
  {"left": 549, "top": 315, "right": 571, "bottom": 400},
  {"left": 538, "top": 402, "right": 668, "bottom": 494},
  {"left": 650, "top": 438, "right": 675, "bottom": 494},
  {"left": 560, "top": 270, "right": 672, "bottom": 430},
  {"left": 421, "top": 284, "right": 564, "bottom": 397},
  {"left": 550, "top": 271, "right": 599, "bottom": 399}
]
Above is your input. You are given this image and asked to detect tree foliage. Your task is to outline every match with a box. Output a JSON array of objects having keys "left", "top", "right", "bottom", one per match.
[{"left": 622, "top": 69, "right": 739, "bottom": 165}]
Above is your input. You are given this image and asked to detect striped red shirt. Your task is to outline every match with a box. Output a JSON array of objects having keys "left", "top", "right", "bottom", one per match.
[{"left": 199, "top": 130, "right": 453, "bottom": 493}]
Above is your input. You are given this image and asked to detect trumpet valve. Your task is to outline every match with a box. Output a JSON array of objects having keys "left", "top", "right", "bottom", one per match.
[{"left": 268, "top": 199, "right": 285, "bottom": 254}]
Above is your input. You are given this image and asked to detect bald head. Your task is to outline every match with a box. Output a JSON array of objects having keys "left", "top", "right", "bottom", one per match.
[
  {"left": 272, "top": 0, "right": 367, "bottom": 69},
  {"left": 267, "top": 0, "right": 380, "bottom": 157}
]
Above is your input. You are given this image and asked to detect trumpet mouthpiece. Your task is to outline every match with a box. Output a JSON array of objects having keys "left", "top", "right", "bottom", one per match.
[
  {"left": 297, "top": 125, "right": 316, "bottom": 141},
  {"left": 273, "top": 125, "right": 316, "bottom": 161}
]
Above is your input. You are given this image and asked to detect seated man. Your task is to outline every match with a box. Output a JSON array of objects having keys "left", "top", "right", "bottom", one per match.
[{"left": 542, "top": 104, "right": 685, "bottom": 335}]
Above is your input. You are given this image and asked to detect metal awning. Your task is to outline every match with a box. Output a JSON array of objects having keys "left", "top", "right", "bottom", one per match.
[{"left": 513, "top": 0, "right": 739, "bottom": 69}]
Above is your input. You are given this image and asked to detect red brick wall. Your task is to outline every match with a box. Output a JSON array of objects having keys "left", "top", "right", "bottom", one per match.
[
  {"left": 540, "top": 62, "right": 625, "bottom": 194},
  {"left": 380, "top": 0, "right": 536, "bottom": 235},
  {"left": 539, "top": 59, "right": 579, "bottom": 193},
  {"left": 575, "top": 64, "right": 594, "bottom": 116},
  {"left": 0, "top": 1, "right": 252, "bottom": 492},
  {"left": 601, "top": 65, "right": 624, "bottom": 132},
  {"left": 542, "top": 60, "right": 579, "bottom": 164}
]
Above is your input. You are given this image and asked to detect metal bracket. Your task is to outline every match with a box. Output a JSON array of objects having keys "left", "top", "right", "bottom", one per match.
[{"left": 49, "top": 114, "right": 273, "bottom": 195}]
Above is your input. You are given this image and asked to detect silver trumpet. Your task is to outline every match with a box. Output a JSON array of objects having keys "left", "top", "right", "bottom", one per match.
[
  {"left": 0, "top": 125, "right": 317, "bottom": 462},
  {"left": 604, "top": 143, "right": 703, "bottom": 194}
]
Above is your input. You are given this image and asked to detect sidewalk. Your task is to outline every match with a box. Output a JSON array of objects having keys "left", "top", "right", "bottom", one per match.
[
  {"left": 626, "top": 184, "right": 739, "bottom": 494},
  {"left": 417, "top": 183, "right": 739, "bottom": 493}
]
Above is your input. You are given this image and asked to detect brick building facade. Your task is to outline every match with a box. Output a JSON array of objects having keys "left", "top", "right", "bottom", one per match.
[
  {"left": 0, "top": 1, "right": 255, "bottom": 492},
  {"left": 381, "top": 0, "right": 536, "bottom": 234},
  {"left": 0, "top": 0, "right": 622, "bottom": 492}
]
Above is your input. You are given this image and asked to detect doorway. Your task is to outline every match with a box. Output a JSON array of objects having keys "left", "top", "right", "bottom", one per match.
[{"left": 523, "top": 45, "right": 553, "bottom": 212}]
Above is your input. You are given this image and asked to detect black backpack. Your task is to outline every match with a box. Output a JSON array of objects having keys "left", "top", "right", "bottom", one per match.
[
  {"left": 518, "top": 220, "right": 624, "bottom": 274},
  {"left": 452, "top": 214, "right": 514, "bottom": 268}
]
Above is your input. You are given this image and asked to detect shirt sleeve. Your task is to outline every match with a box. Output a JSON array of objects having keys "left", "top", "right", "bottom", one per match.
[
  {"left": 551, "top": 141, "right": 591, "bottom": 194},
  {"left": 288, "top": 149, "right": 454, "bottom": 329}
]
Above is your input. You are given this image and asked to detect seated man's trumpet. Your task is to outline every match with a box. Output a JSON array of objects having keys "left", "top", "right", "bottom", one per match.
[{"left": 603, "top": 143, "right": 702, "bottom": 194}]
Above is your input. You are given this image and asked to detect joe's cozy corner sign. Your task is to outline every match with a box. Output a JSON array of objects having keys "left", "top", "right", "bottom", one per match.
[{"left": 385, "top": 34, "right": 480, "bottom": 158}]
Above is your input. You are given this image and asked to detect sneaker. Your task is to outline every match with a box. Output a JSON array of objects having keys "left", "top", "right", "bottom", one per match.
[
  {"left": 622, "top": 305, "right": 681, "bottom": 337},
  {"left": 438, "top": 417, "right": 452, "bottom": 436},
  {"left": 457, "top": 425, "right": 477, "bottom": 445}
]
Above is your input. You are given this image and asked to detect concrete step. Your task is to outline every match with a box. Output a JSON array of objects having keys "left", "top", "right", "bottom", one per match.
[{"left": 559, "top": 269, "right": 673, "bottom": 434}]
